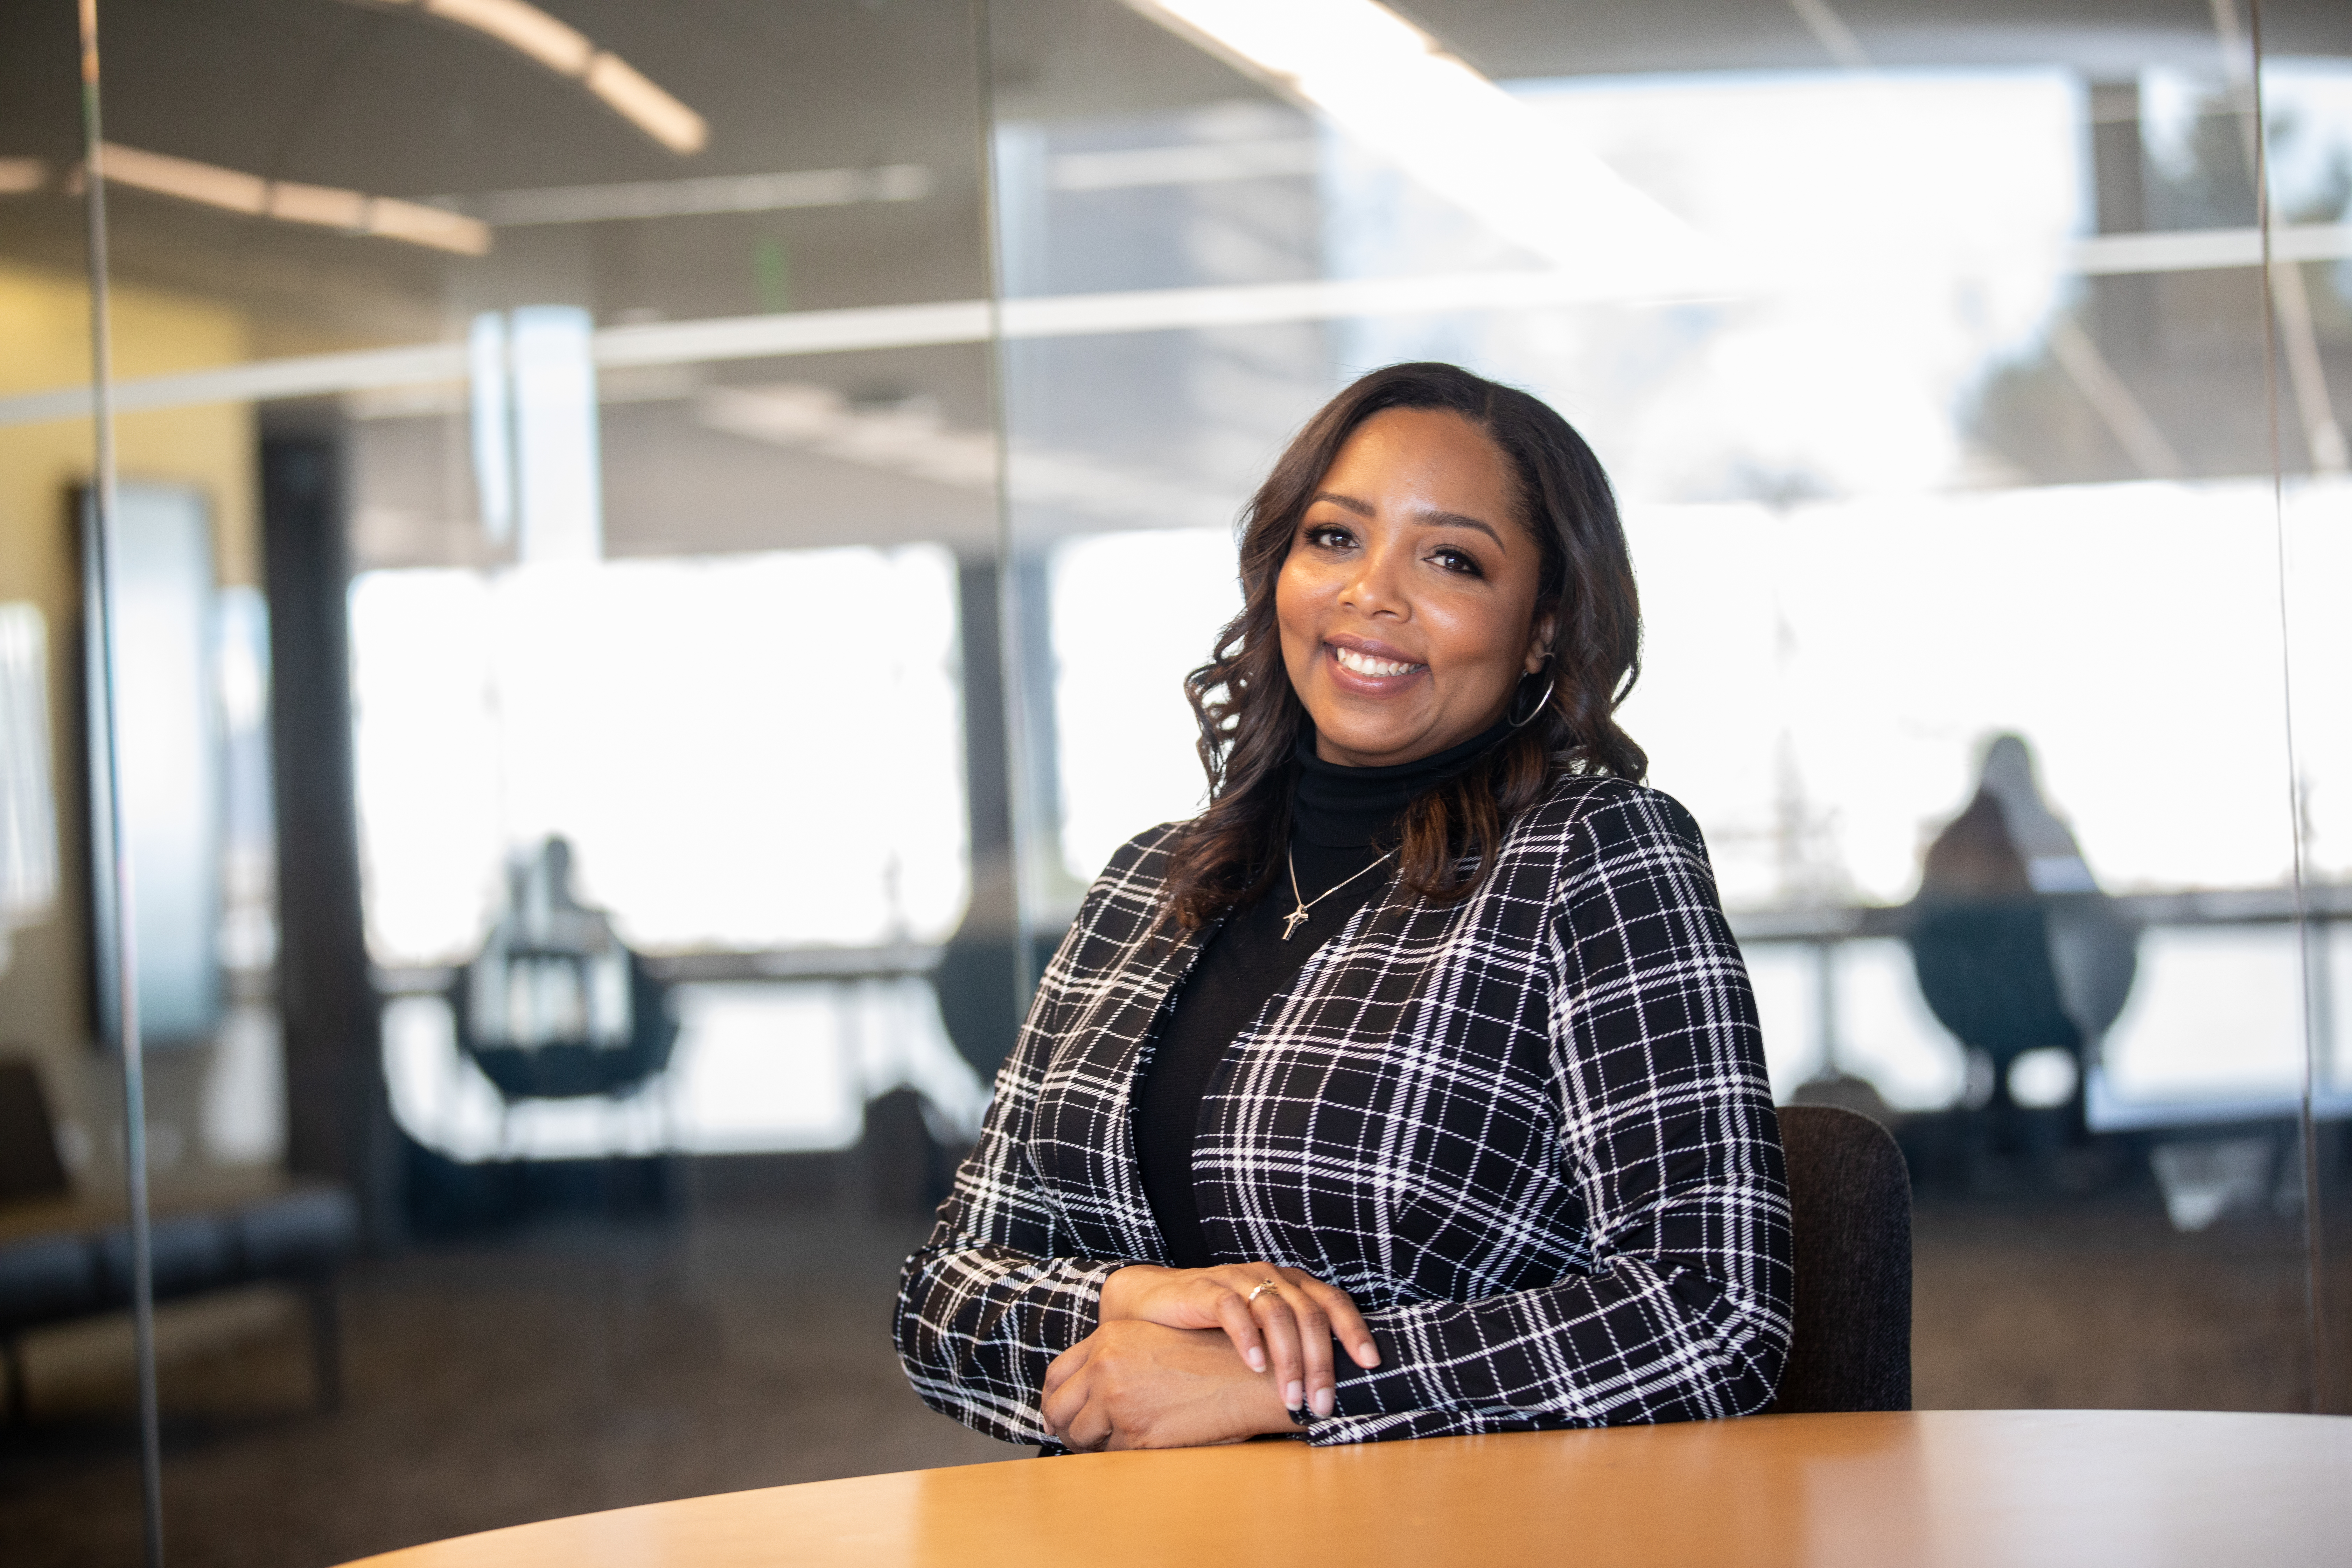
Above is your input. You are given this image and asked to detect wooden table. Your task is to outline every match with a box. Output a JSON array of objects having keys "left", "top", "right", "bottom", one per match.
[{"left": 344, "top": 1409, "right": 2351, "bottom": 1568}]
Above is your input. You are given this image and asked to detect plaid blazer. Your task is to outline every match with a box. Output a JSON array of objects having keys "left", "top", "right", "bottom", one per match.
[{"left": 895, "top": 774, "right": 1791, "bottom": 1446}]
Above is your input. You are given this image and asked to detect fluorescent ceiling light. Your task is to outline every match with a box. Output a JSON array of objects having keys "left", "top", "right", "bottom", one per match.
[
  {"left": 448, "top": 164, "right": 932, "bottom": 226},
  {"left": 102, "top": 143, "right": 268, "bottom": 214},
  {"left": 363, "top": 0, "right": 709, "bottom": 155},
  {"left": 269, "top": 179, "right": 371, "bottom": 228},
  {"left": 423, "top": 0, "right": 592, "bottom": 75},
  {"left": 581, "top": 54, "right": 706, "bottom": 157},
  {"left": 96, "top": 142, "right": 491, "bottom": 254},
  {"left": 1124, "top": 0, "right": 1717, "bottom": 288},
  {"left": 0, "top": 158, "right": 48, "bottom": 195}
]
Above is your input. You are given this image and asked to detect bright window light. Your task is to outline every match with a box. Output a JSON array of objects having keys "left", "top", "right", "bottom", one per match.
[
  {"left": 508, "top": 305, "right": 601, "bottom": 565},
  {"left": 0, "top": 603, "right": 58, "bottom": 946},
  {"left": 467, "top": 312, "right": 514, "bottom": 544},
  {"left": 1126, "top": 0, "right": 1716, "bottom": 289},
  {"left": 349, "top": 547, "right": 969, "bottom": 965},
  {"left": 1047, "top": 530, "right": 1240, "bottom": 882}
]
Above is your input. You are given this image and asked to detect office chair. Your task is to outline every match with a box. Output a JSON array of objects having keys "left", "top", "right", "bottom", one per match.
[{"left": 1764, "top": 1104, "right": 1913, "bottom": 1414}]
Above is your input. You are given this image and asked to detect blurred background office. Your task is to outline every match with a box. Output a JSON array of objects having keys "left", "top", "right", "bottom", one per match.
[{"left": 0, "top": 0, "right": 2346, "bottom": 1562}]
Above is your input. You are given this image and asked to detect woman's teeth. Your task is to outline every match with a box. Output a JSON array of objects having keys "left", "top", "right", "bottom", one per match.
[{"left": 1332, "top": 645, "right": 1424, "bottom": 678}]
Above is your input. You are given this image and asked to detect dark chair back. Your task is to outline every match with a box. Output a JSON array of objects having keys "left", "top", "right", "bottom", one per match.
[
  {"left": 1765, "top": 1104, "right": 1912, "bottom": 1414},
  {"left": 0, "top": 1058, "right": 70, "bottom": 1204}
]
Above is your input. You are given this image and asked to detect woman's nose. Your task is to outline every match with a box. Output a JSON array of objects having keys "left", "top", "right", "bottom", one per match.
[{"left": 1339, "top": 540, "right": 1409, "bottom": 618}]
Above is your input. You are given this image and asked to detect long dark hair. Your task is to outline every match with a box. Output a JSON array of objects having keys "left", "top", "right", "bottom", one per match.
[{"left": 1160, "top": 362, "right": 1645, "bottom": 931}]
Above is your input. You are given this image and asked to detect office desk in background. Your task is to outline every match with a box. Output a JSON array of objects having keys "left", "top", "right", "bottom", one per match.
[{"left": 343, "top": 1409, "right": 2349, "bottom": 1568}]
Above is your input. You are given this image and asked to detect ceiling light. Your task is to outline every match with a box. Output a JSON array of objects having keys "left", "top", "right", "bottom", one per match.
[
  {"left": 1124, "top": 0, "right": 1717, "bottom": 289},
  {"left": 364, "top": 196, "right": 493, "bottom": 253},
  {"left": 423, "top": 0, "right": 592, "bottom": 75},
  {"left": 0, "top": 158, "right": 47, "bottom": 195},
  {"left": 268, "top": 180, "right": 371, "bottom": 229},
  {"left": 581, "top": 53, "right": 706, "bottom": 156},
  {"left": 102, "top": 144, "right": 268, "bottom": 215},
  {"left": 96, "top": 142, "right": 491, "bottom": 254},
  {"left": 362, "top": 0, "right": 709, "bottom": 155}
]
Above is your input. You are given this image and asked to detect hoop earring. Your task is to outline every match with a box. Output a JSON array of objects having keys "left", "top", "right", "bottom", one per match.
[{"left": 1505, "top": 663, "right": 1553, "bottom": 729}]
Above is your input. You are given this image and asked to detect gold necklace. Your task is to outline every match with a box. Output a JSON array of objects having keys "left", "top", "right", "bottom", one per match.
[{"left": 1281, "top": 848, "right": 1393, "bottom": 941}]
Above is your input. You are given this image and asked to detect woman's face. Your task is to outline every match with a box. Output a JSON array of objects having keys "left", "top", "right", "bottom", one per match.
[{"left": 1276, "top": 407, "right": 1552, "bottom": 768}]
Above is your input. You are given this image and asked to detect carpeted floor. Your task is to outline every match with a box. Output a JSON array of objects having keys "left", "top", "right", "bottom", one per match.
[
  {"left": 3, "top": 1182, "right": 2342, "bottom": 1568},
  {"left": 1, "top": 1208, "right": 1015, "bottom": 1568}
]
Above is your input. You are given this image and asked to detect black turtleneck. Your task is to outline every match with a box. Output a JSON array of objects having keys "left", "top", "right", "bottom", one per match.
[{"left": 1134, "top": 720, "right": 1511, "bottom": 1267}]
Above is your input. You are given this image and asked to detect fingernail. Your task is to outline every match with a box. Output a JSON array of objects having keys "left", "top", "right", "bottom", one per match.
[
  {"left": 1248, "top": 1347, "right": 1266, "bottom": 1372},
  {"left": 1284, "top": 1380, "right": 1303, "bottom": 1409},
  {"left": 1360, "top": 1343, "right": 1380, "bottom": 1366},
  {"left": 1313, "top": 1387, "right": 1335, "bottom": 1418}
]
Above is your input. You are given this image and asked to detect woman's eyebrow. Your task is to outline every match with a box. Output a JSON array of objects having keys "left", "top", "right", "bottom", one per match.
[
  {"left": 1308, "top": 489, "right": 1376, "bottom": 518},
  {"left": 1309, "top": 490, "right": 1506, "bottom": 547},
  {"left": 1416, "top": 506, "right": 1505, "bottom": 546}
]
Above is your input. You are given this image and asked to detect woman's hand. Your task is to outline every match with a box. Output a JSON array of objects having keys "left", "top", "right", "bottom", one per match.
[
  {"left": 1098, "top": 1263, "right": 1379, "bottom": 1420},
  {"left": 1042, "top": 1321, "right": 1293, "bottom": 1450}
]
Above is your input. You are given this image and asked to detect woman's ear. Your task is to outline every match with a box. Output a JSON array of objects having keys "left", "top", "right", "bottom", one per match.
[{"left": 1525, "top": 612, "right": 1558, "bottom": 675}]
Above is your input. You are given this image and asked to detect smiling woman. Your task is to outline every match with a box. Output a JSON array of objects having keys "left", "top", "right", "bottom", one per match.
[{"left": 895, "top": 363, "right": 1789, "bottom": 1452}]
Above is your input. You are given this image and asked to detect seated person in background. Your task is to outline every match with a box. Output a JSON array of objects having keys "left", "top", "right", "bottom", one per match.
[{"left": 895, "top": 363, "right": 1790, "bottom": 1450}]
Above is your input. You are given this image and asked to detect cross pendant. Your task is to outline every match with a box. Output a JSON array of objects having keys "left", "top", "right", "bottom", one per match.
[{"left": 1280, "top": 906, "right": 1310, "bottom": 941}]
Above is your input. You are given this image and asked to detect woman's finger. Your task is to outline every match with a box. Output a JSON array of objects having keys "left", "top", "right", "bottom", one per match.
[
  {"left": 1244, "top": 1276, "right": 1309, "bottom": 1411},
  {"left": 1067, "top": 1401, "right": 1113, "bottom": 1452},
  {"left": 1211, "top": 1287, "right": 1269, "bottom": 1373},
  {"left": 1289, "top": 1270, "right": 1381, "bottom": 1368},
  {"left": 1268, "top": 1276, "right": 1336, "bottom": 1415},
  {"left": 1041, "top": 1349, "right": 1101, "bottom": 1441},
  {"left": 1052, "top": 1371, "right": 1112, "bottom": 1452},
  {"left": 1042, "top": 1337, "right": 1092, "bottom": 1402}
]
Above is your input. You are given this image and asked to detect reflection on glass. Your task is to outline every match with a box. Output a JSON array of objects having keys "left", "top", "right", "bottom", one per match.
[{"left": 84, "top": 482, "right": 223, "bottom": 1051}]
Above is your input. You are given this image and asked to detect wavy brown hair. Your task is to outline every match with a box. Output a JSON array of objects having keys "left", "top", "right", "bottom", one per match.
[{"left": 1161, "top": 362, "right": 1645, "bottom": 931}]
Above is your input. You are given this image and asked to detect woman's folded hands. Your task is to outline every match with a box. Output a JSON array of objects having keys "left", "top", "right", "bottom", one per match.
[{"left": 1039, "top": 1264, "right": 1381, "bottom": 1450}]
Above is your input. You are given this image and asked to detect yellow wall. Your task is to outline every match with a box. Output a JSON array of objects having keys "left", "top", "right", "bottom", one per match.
[{"left": 0, "top": 260, "right": 257, "bottom": 1178}]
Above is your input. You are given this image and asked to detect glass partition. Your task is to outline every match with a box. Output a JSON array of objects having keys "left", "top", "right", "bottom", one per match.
[
  {"left": 0, "top": 2, "right": 166, "bottom": 1558},
  {"left": 3, "top": 2, "right": 1017, "bottom": 1563},
  {"left": 986, "top": 0, "right": 2345, "bottom": 1415}
]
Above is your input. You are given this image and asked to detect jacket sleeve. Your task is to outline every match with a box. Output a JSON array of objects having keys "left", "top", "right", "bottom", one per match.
[
  {"left": 1315, "top": 787, "right": 1792, "bottom": 1444},
  {"left": 891, "top": 855, "right": 1147, "bottom": 1446}
]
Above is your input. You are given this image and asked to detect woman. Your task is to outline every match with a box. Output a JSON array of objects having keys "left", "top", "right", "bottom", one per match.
[{"left": 896, "top": 363, "right": 1788, "bottom": 1450}]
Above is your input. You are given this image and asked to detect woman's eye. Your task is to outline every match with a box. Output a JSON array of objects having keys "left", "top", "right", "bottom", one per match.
[
  {"left": 1428, "top": 546, "right": 1483, "bottom": 577},
  {"left": 1305, "top": 523, "right": 1355, "bottom": 550}
]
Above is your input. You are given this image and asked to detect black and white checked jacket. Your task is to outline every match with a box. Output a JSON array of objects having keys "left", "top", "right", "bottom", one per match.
[{"left": 895, "top": 774, "right": 1791, "bottom": 1446}]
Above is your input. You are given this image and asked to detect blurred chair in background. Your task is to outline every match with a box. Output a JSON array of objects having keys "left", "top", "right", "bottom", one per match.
[
  {"left": 0, "top": 1056, "right": 355, "bottom": 1426},
  {"left": 450, "top": 837, "right": 677, "bottom": 1103},
  {"left": 1907, "top": 734, "right": 2138, "bottom": 1148}
]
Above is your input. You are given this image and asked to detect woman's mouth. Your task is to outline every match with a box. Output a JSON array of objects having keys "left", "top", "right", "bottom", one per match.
[{"left": 1328, "top": 643, "right": 1426, "bottom": 679}]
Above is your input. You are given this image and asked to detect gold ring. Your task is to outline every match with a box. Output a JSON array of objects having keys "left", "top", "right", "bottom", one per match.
[{"left": 1247, "top": 1279, "right": 1282, "bottom": 1303}]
